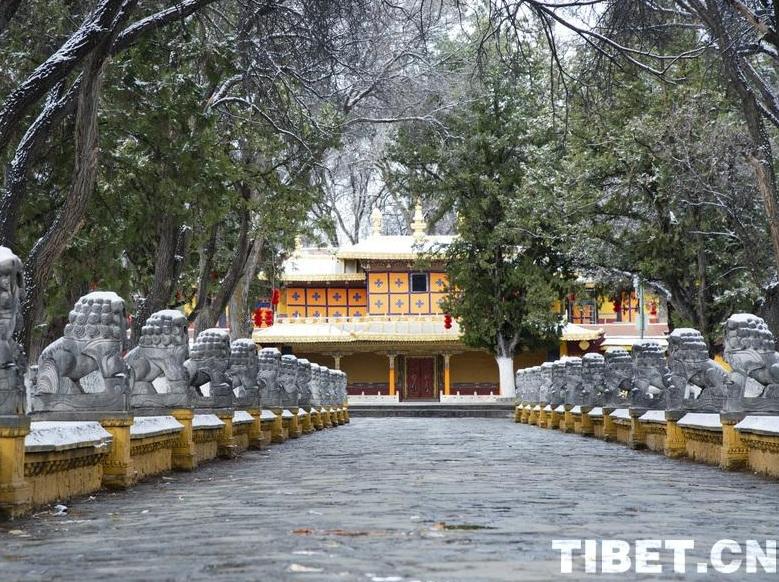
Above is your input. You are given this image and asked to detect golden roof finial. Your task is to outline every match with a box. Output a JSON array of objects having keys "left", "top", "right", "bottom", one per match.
[
  {"left": 411, "top": 199, "right": 427, "bottom": 240},
  {"left": 370, "top": 207, "right": 383, "bottom": 237}
]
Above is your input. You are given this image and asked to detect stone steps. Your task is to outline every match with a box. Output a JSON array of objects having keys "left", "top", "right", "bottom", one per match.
[{"left": 348, "top": 403, "right": 515, "bottom": 418}]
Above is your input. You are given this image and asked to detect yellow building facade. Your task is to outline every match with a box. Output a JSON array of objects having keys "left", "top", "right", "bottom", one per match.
[{"left": 253, "top": 207, "right": 667, "bottom": 400}]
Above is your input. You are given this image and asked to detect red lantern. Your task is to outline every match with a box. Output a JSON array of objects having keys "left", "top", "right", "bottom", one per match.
[
  {"left": 271, "top": 288, "right": 280, "bottom": 305},
  {"left": 252, "top": 308, "right": 263, "bottom": 328},
  {"left": 264, "top": 310, "right": 274, "bottom": 326},
  {"left": 444, "top": 313, "right": 453, "bottom": 329}
]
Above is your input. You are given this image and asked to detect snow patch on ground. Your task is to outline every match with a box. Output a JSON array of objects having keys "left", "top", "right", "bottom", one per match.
[
  {"left": 26, "top": 421, "right": 112, "bottom": 453},
  {"left": 192, "top": 414, "right": 224, "bottom": 430},
  {"left": 233, "top": 411, "right": 254, "bottom": 425},
  {"left": 735, "top": 415, "right": 779, "bottom": 435},
  {"left": 610, "top": 408, "right": 630, "bottom": 420},
  {"left": 678, "top": 413, "right": 722, "bottom": 431},
  {"left": 130, "top": 416, "right": 183, "bottom": 438},
  {"left": 640, "top": 410, "right": 666, "bottom": 424}
]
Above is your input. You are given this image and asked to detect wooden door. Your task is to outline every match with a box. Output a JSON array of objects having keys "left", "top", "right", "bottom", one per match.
[{"left": 406, "top": 357, "right": 435, "bottom": 399}]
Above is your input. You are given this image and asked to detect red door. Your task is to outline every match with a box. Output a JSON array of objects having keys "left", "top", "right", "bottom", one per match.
[{"left": 406, "top": 357, "right": 435, "bottom": 400}]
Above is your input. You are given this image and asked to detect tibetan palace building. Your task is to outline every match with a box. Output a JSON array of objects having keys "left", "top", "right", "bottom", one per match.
[{"left": 252, "top": 205, "right": 668, "bottom": 400}]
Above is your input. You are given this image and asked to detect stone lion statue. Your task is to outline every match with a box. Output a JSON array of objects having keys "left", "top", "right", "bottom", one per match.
[
  {"left": 335, "top": 369, "right": 347, "bottom": 405},
  {"left": 563, "top": 357, "right": 584, "bottom": 406},
  {"left": 548, "top": 359, "right": 567, "bottom": 408},
  {"left": 603, "top": 348, "right": 632, "bottom": 408},
  {"left": 666, "top": 328, "right": 727, "bottom": 413},
  {"left": 630, "top": 341, "right": 671, "bottom": 409},
  {"left": 278, "top": 354, "right": 299, "bottom": 408},
  {"left": 258, "top": 347, "right": 282, "bottom": 407},
  {"left": 228, "top": 338, "right": 260, "bottom": 408},
  {"left": 185, "top": 328, "right": 233, "bottom": 409},
  {"left": 537, "top": 362, "right": 554, "bottom": 404},
  {"left": 0, "top": 247, "right": 25, "bottom": 416},
  {"left": 309, "top": 363, "right": 324, "bottom": 407},
  {"left": 125, "top": 309, "right": 191, "bottom": 410},
  {"left": 33, "top": 291, "right": 129, "bottom": 413},
  {"left": 581, "top": 353, "right": 606, "bottom": 407},
  {"left": 296, "top": 358, "right": 312, "bottom": 407},
  {"left": 724, "top": 313, "right": 779, "bottom": 413}
]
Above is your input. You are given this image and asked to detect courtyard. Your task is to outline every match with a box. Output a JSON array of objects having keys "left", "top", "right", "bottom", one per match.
[{"left": 1, "top": 418, "right": 778, "bottom": 581}]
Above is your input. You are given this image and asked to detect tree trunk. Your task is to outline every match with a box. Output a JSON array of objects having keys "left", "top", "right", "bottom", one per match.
[
  {"left": 706, "top": 3, "right": 779, "bottom": 274},
  {"left": 129, "top": 217, "right": 191, "bottom": 347},
  {"left": 20, "top": 50, "right": 107, "bottom": 354},
  {"left": 0, "top": 80, "right": 80, "bottom": 248},
  {"left": 0, "top": 0, "right": 125, "bottom": 159},
  {"left": 495, "top": 355, "right": 515, "bottom": 398},
  {"left": 228, "top": 236, "right": 264, "bottom": 340},
  {"left": 193, "top": 203, "right": 254, "bottom": 334},
  {"left": 495, "top": 333, "right": 517, "bottom": 397}
]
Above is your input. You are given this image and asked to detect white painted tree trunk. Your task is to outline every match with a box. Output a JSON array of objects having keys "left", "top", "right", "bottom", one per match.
[{"left": 496, "top": 355, "right": 515, "bottom": 397}]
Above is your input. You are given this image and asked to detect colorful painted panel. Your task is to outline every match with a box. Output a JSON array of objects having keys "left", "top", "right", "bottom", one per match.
[
  {"left": 389, "top": 273, "right": 409, "bottom": 293},
  {"left": 288, "top": 306, "right": 305, "bottom": 318},
  {"left": 306, "top": 306, "right": 326, "bottom": 318},
  {"left": 368, "top": 273, "right": 389, "bottom": 293},
  {"left": 430, "top": 273, "right": 448, "bottom": 292},
  {"left": 430, "top": 293, "right": 447, "bottom": 313},
  {"left": 287, "top": 288, "right": 306, "bottom": 306},
  {"left": 327, "top": 306, "right": 347, "bottom": 318},
  {"left": 305, "top": 288, "right": 326, "bottom": 306},
  {"left": 389, "top": 294, "right": 409, "bottom": 315},
  {"left": 370, "top": 294, "right": 389, "bottom": 314},
  {"left": 409, "top": 294, "right": 430, "bottom": 314},
  {"left": 327, "top": 288, "right": 347, "bottom": 306},
  {"left": 349, "top": 289, "right": 367, "bottom": 306},
  {"left": 348, "top": 306, "right": 366, "bottom": 317}
]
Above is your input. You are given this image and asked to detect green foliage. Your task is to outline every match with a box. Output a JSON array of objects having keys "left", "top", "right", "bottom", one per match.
[
  {"left": 387, "top": 36, "right": 573, "bottom": 356},
  {"left": 564, "top": 52, "right": 771, "bottom": 343}
]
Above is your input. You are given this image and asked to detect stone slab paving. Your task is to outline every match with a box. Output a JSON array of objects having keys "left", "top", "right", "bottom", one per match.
[{"left": 1, "top": 418, "right": 779, "bottom": 581}]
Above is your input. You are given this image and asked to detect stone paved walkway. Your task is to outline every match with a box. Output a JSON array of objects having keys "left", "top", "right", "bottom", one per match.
[{"left": 1, "top": 418, "right": 779, "bottom": 581}]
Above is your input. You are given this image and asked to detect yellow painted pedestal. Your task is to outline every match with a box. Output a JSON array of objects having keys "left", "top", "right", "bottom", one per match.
[
  {"left": 270, "top": 408, "right": 288, "bottom": 443},
  {"left": 216, "top": 411, "right": 239, "bottom": 459},
  {"left": 664, "top": 418, "right": 687, "bottom": 458},
  {"left": 101, "top": 415, "right": 134, "bottom": 489},
  {"left": 284, "top": 408, "right": 302, "bottom": 439},
  {"left": 171, "top": 408, "right": 197, "bottom": 471},
  {"left": 246, "top": 408, "right": 264, "bottom": 449},
  {"left": 562, "top": 407, "right": 575, "bottom": 433},
  {"left": 720, "top": 419, "right": 747, "bottom": 471},
  {"left": 0, "top": 418, "right": 31, "bottom": 519},
  {"left": 602, "top": 408, "right": 617, "bottom": 442}
]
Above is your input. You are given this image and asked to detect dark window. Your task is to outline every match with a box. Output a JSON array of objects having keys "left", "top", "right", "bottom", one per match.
[{"left": 410, "top": 273, "right": 428, "bottom": 293}]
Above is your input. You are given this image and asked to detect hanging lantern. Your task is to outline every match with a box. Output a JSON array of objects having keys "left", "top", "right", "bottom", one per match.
[
  {"left": 252, "top": 308, "right": 263, "bottom": 328},
  {"left": 271, "top": 288, "right": 280, "bottom": 305},
  {"left": 263, "top": 310, "right": 274, "bottom": 326},
  {"left": 443, "top": 313, "right": 453, "bottom": 329}
]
